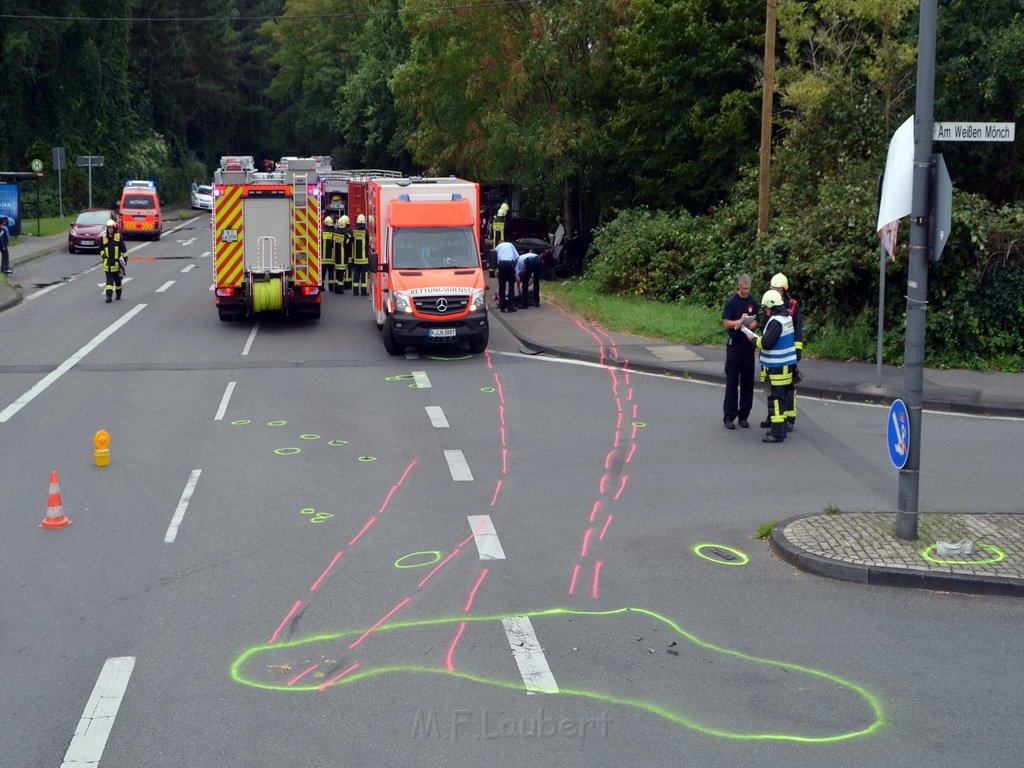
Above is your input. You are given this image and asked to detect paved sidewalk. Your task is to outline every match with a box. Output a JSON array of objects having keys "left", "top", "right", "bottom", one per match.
[{"left": 491, "top": 293, "right": 1024, "bottom": 597}]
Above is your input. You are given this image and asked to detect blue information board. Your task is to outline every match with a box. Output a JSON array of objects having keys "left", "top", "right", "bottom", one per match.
[
  {"left": 0, "top": 183, "right": 20, "bottom": 236},
  {"left": 887, "top": 399, "right": 910, "bottom": 469}
]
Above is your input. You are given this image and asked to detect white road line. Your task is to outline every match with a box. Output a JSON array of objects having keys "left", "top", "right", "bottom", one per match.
[
  {"left": 155, "top": 280, "right": 175, "bottom": 292},
  {"left": 241, "top": 320, "right": 260, "bottom": 356},
  {"left": 180, "top": 264, "right": 197, "bottom": 273},
  {"left": 444, "top": 449, "right": 473, "bottom": 481},
  {"left": 412, "top": 370, "right": 431, "bottom": 388},
  {"left": 200, "top": 251, "right": 211, "bottom": 258},
  {"left": 214, "top": 381, "right": 236, "bottom": 421},
  {"left": 467, "top": 515, "right": 506, "bottom": 560},
  {"left": 179, "top": 237, "right": 197, "bottom": 246},
  {"left": 60, "top": 656, "right": 136, "bottom": 768},
  {"left": 425, "top": 405, "right": 449, "bottom": 428},
  {"left": 164, "top": 469, "right": 202, "bottom": 543},
  {"left": 501, "top": 616, "right": 558, "bottom": 694},
  {"left": 95, "top": 277, "right": 134, "bottom": 289},
  {"left": 0, "top": 303, "right": 147, "bottom": 423}
]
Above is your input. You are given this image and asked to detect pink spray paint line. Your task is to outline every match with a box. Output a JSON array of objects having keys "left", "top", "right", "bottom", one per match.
[
  {"left": 446, "top": 621, "right": 468, "bottom": 671},
  {"left": 616, "top": 412, "right": 624, "bottom": 430},
  {"left": 599, "top": 473, "right": 610, "bottom": 494},
  {"left": 348, "top": 515, "right": 378, "bottom": 547},
  {"left": 417, "top": 524, "right": 483, "bottom": 589},
  {"left": 502, "top": 448, "right": 508, "bottom": 475},
  {"left": 500, "top": 425, "right": 507, "bottom": 448},
  {"left": 463, "top": 567, "right": 490, "bottom": 612},
  {"left": 625, "top": 442, "right": 637, "bottom": 464},
  {"left": 349, "top": 597, "right": 411, "bottom": 649},
  {"left": 490, "top": 479, "right": 503, "bottom": 506},
  {"left": 589, "top": 500, "right": 602, "bottom": 523},
  {"left": 628, "top": 387, "right": 635, "bottom": 403},
  {"left": 614, "top": 430, "right": 621, "bottom": 448},
  {"left": 581, "top": 527, "right": 594, "bottom": 558},
  {"left": 494, "top": 373, "right": 506, "bottom": 405},
  {"left": 632, "top": 402, "right": 638, "bottom": 417},
  {"left": 604, "top": 449, "right": 617, "bottom": 470},
  {"left": 287, "top": 663, "right": 319, "bottom": 687},
  {"left": 498, "top": 404, "right": 505, "bottom": 426},
  {"left": 613, "top": 475, "right": 629, "bottom": 501},
  {"left": 310, "top": 550, "right": 344, "bottom": 591},
  {"left": 615, "top": 397, "right": 623, "bottom": 414},
  {"left": 599, "top": 514, "right": 614, "bottom": 541},
  {"left": 268, "top": 599, "right": 304, "bottom": 645},
  {"left": 591, "top": 560, "right": 603, "bottom": 599},
  {"left": 318, "top": 662, "right": 361, "bottom": 691},
  {"left": 569, "top": 563, "right": 582, "bottom": 595}
]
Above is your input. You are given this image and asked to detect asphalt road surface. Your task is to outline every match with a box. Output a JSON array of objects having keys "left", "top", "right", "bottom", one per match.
[{"left": 2, "top": 216, "right": 1023, "bottom": 767}]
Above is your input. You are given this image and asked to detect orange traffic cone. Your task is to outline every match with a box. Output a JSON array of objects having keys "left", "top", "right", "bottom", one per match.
[{"left": 39, "top": 470, "right": 72, "bottom": 529}]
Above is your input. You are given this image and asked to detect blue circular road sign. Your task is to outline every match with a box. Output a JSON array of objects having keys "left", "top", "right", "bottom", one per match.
[{"left": 887, "top": 399, "right": 910, "bottom": 469}]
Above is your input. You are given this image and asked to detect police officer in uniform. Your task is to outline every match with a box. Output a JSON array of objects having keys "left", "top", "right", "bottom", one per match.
[
  {"left": 495, "top": 240, "right": 518, "bottom": 312},
  {"left": 517, "top": 245, "right": 541, "bottom": 308},
  {"left": 336, "top": 214, "right": 353, "bottom": 294},
  {"left": 755, "top": 289, "right": 797, "bottom": 443},
  {"left": 351, "top": 213, "right": 369, "bottom": 296},
  {"left": 100, "top": 219, "right": 128, "bottom": 303},
  {"left": 721, "top": 274, "right": 758, "bottom": 428},
  {"left": 322, "top": 216, "right": 336, "bottom": 293}
]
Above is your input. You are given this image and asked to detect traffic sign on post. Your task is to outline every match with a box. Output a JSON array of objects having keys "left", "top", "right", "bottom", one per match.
[
  {"left": 76, "top": 155, "right": 103, "bottom": 207},
  {"left": 888, "top": 399, "right": 910, "bottom": 470},
  {"left": 52, "top": 147, "right": 66, "bottom": 171}
]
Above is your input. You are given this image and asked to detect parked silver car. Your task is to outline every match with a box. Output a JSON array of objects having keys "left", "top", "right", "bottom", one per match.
[{"left": 191, "top": 184, "right": 214, "bottom": 211}]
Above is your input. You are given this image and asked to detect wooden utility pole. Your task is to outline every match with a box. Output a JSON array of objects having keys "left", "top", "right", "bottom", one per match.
[{"left": 758, "top": 0, "right": 778, "bottom": 236}]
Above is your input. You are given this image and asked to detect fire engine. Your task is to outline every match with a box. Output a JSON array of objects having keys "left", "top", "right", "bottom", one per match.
[
  {"left": 318, "top": 169, "right": 402, "bottom": 224},
  {"left": 211, "top": 155, "right": 323, "bottom": 321},
  {"left": 367, "top": 176, "right": 489, "bottom": 354}
]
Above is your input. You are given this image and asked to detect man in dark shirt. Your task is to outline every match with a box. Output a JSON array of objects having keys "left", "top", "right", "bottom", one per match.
[{"left": 721, "top": 273, "right": 759, "bottom": 429}]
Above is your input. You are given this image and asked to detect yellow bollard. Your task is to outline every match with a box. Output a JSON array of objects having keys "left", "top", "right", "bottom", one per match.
[{"left": 94, "top": 429, "right": 110, "bottom": 467}]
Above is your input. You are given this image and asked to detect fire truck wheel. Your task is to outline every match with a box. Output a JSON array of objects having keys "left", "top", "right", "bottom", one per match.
[{"left": 382, "top": 316, "right": 405, "bottom": 356}]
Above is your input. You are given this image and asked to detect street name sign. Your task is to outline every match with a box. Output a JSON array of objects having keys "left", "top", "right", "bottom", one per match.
[
  {"left": 76, "top": 155, "right": 104, "bottom": 167},
  {"left": 933, "top": 122, "right": 1015, "bottom": 142}
]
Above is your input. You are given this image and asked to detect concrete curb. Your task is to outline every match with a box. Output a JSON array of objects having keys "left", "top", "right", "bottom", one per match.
[
  {"left": 770, "top": 514, "right": 1024, "bottom": 597},
  {"left": 493, "top": 306, "right": 1024, "bottom": 420}
]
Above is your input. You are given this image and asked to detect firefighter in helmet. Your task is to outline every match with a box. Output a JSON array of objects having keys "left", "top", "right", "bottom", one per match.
[
  {"left": 351, "top": 213, "right": 369, "bottom": 297},
  {"left": 488, "top": 202, "right": 509, "bottom": 278},
  {"left": 760, "top": 272, "right": 803, "bottom": 430},
  {"left": 756, "top": 289, "right": 797, "bottom": 443},
  {"left": 100, "top": 219, "right": 128, "bottom": 303},
  {"left": 336, "top": 214, "right": 353, "bottom": 293},
  {"left": 322, "top": 216, "right": 336, "bottom": 293}
]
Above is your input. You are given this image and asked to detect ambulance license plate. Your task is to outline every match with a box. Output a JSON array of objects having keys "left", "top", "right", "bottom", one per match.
[{"left": 429, "top": 328, "right": 456, "bottom": 338}]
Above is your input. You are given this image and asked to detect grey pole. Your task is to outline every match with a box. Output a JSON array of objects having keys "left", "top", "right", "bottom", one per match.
[
  {"left": 896, "top": 0, "right": 937, "bottom": 540},
  {"left": 877, "top": 242, "right": 886, "bottom": 388}
]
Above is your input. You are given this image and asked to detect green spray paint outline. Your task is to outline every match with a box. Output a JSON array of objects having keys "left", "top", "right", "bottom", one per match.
[
  {"left": 230, "top": 606, "right": 884, "bottom": 743},
  {"left": 274, "top": 447, "right": 301, "bottom": 456},
  {"left": 268, "top": 420, "right": 288, "bottom": 427},
  {"left": 230, "top": 419, "right": 251, "bottom": 425},
  {"left": 394, "top": 551, "right": 443, "bottom": 569},
  {"left": 693, "top": 544, "right": 749, "bottom": 566},
  {"left": 919, "top": 542, "right": 1006, "bottom": 565},
  {"left": 427, "top": 354, "right": 471, "bottom": 361},
  {"left": 300, "top": 434, "right": 321, "bottom": 440}
]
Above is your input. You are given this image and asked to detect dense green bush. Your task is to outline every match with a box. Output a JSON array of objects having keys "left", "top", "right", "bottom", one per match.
[{"left": 586, "top": 183, "right": 1024, "bottom": 370}]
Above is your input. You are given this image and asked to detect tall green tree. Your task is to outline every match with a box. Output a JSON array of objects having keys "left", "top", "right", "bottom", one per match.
[
  {"left": 334, "top": 0, "right": 415, "bottom": 171},
  {"left": 609, "top": 0, "right": 765, "bottom": 215}
]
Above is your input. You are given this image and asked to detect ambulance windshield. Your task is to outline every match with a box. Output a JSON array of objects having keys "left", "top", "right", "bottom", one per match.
[{"left": 392, "top": 226, "right": 478, "bottom": 269}]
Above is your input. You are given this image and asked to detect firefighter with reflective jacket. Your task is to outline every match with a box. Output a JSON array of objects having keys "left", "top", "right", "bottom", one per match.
[
  {"left": 351, "top": 213, "right": 369, "bottom": 296},
  {"left": 322, "top": 216, "right": 337, "bottom": 293},
  {"left": 336, "top": 214, "right": 353, "bottom": 293},
  {"left": 489, "top": 202, "right": 509, "bottom": 277},
  {"left": 760, "top": 272, "right": 804, "bottom": 430},
  {"left": 755, "top": 289, "right": 797, "bottom": 443},
  {"left": 100, "top": 219, "right": 128, "bottom": 303}
]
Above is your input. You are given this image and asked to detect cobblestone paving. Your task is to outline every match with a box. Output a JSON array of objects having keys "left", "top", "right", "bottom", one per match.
[{"left": 781, "top": 512, "right": 1024, "bottom": 579}]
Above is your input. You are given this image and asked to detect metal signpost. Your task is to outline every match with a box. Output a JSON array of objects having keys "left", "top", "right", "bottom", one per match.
[
  {"left": 52, "top": 147, "right": 66, "bottom": 218},
  {"left": 30, "top": 159, "right": 43, "bottom": 235},
  {"left": 76, "top": 155, "right": 104, "bottom": 208}
]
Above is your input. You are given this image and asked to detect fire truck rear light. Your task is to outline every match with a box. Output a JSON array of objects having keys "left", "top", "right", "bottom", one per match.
[{"left": 216, "top": 287, "right": 238, "bottom": 297}]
